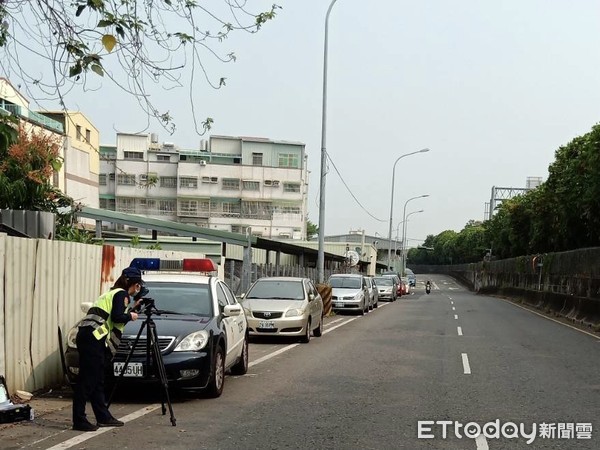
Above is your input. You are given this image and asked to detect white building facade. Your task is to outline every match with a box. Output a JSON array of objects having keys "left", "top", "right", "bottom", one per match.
[{"left": 99, "top": 134, "right": 308, "bottom": 239}]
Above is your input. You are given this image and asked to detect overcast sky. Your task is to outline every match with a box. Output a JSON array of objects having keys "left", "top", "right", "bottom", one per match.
[{"left": 19, "top": 0, "right": 600, "bottom": 246}]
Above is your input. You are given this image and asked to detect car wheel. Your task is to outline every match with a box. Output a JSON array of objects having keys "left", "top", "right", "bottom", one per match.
[
  {"left": 374, "top": 300, "right": 378, "bottom": 309},
  {"left": 313, "top": 315, "right": 323, "bottom": 337},
  {"left": 300, "top": 318, "right": 311, "bottom": 343},
  {"left": 369, "top": 298, "right": 374, "bottom": 310},
  {"left": 231, "top": 337, "right": 248, "bottom": 375},
  {"left": 205, "top": 345, "right": 225, "bottom": 398}
]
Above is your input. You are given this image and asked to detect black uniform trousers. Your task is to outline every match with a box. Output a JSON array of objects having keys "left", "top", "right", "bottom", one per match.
[{"left": 72, "top": 326, "right": 113, "bottom": 425}]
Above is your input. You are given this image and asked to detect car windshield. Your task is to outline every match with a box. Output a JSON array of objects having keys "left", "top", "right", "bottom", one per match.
[
  {"left": 246, "top": 280, "right": 305, "bottom": 300},
  {"left": 143, "top": 282, "right": 212, "bottom": 316},
  {"left": 329, "top": 277, "right": 361, "bottom": 289},
  {"left": 374, "top": 277, "right": 392, "bottom": 286}
]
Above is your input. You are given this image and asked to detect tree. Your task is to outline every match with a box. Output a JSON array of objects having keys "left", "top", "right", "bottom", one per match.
[
  {"left": 0, "top": 1, "right": 280, "bottom": 133},
  {"left": 306, "top": 219, "right": 318, "bottom": 241},
  {"left": 0, "top": 121, "right": 72, "bottom": 212}
]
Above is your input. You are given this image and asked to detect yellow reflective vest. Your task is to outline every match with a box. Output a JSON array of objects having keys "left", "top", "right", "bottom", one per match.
[{"left": 79, "top": 288, "right": 127, "bottom": 355}]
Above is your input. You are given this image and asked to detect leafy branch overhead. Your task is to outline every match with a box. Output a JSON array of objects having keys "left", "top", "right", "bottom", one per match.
[{"left": 0, "top": 1, "right": 281, "bottom": 133}]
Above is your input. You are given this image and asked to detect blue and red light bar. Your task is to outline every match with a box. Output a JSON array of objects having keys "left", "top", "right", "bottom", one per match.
[{"left": 129, "top": 258, "right": 217, "bottom": 273}]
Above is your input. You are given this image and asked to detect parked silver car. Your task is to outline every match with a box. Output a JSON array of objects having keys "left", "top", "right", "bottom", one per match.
[
  {"left": 241, "top": 277, "right": 324, "bottom": 343},
  {"left": 329, "top": 274, "right": 369, "bottom": 315},
  {"left": 365, "top": 276, "right": 379, "bottom": 309},
  {"left": 373, "top": 276, "right": 397, "bottom": 302}
]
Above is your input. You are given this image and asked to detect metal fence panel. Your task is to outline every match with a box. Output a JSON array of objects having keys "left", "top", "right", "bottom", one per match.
[
  {"left": 4, "top": 236, "right": 37, "bottom": 392},
  {"left": 0, "top": 234, "right": 5, "bottom": 377}
]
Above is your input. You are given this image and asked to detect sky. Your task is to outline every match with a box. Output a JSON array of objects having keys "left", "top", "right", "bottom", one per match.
[{"left": 10, "top": 0, "right": 600, "bottom": 247}]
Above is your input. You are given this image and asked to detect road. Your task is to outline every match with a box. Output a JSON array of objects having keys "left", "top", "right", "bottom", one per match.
[{"left": 2, "top": 274, "right": 599, "bottom": 449}]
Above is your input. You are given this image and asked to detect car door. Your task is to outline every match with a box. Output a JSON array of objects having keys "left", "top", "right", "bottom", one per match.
[
  {"left": 221, "top": 281, "right": 246, "bottom": 359},
  {"left": 305, "top": 280, "right": 320, "bottom": 327},
  {"left": 310, "top": 281, "right": 324, "bottom": 321},
  {"left": 216, "top": 282, "right": 237, "bottom": 368}
]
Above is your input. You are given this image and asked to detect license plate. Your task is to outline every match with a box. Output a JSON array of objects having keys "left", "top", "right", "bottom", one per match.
[
  {"left": 259, "top": 321, "right": 275, "bottom": 329},
  {"left": 113, "top": 362, "right": 143, "bottom": 377},
  {"left": 334, "top": 302, "right": 344, "bottom": 308}
]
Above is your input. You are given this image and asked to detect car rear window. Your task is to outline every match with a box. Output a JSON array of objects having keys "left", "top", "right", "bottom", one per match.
[
  {"left": 329, "top": 277, "right": 361, "bottom": 289},
  {"left": 246, "top": 280, "right": 305, "bottom": 300},
  {"left": 374, "top": 277, "right": 392, "bottom": 286},
  {"left": 144, "top": 282, "right": 212, "bottom": 316}
]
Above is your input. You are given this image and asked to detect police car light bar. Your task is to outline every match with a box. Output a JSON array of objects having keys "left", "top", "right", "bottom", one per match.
[{"left": 129, "top": 258, "right": 217, "bottom": 273}]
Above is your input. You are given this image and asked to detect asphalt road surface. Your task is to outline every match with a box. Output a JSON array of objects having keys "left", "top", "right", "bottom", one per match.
[{"left": 2, "top": 274, "right": 599, "bottom": 449}]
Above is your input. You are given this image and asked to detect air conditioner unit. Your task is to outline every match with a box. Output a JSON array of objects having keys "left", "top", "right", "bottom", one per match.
[
  {"left": 199, "top": 160, "right": 207, "bottom": 166},
  {"left": 272, "top": 180, "right": 280, "bottom": 187}
]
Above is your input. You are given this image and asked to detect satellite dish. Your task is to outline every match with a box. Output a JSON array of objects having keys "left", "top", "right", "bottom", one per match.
[{"left": 344, "top": 250, "right": 360, "bottom": 267}]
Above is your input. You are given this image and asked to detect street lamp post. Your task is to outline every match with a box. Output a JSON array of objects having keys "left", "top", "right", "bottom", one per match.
[
  {"left": 386, "top": 149, "right": 430, "bottom": 271},
  {"left": 400, "top": 195, "right": 429, "bottom": 274},
  {"left": 317, "top": 0, "right": 340, "bottom": 284},
  {"left": 401, "top": 209, "right": 424, "bottom": 273}
]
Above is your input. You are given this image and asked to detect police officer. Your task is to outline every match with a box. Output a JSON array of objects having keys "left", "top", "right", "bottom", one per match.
[{"left": 72, "top": 267, "right": 143, "bottom": 431}]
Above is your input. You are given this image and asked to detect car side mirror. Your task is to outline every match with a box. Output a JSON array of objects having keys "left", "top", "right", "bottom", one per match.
[
  {"left": 223, "top": 304, "right": 241, "bottom": 317},
  {"left": 239, "top": 292, "right": 246, "bottom": 299},
  {"left": 80, "top": 302, "right": 93, "bottom": 314},
  {"left": 308, "top": 293, "right": 315, "bottom": 301}
]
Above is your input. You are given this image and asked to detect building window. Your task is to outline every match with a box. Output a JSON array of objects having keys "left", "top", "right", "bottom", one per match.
[
  {"left": 178, "top": 199, "right": 198, "bottom": 216},
  {"left": 116, "top": 174, "right": 136, "bottom": 185},
  {"left": 76, "top": 125, "right": 82, "bottom": 141},
  {"left": 264, "top": 180, "right": 280, "bottom": 187},
  {"left": 85, "top": 129, "right": 91, "bottom": 143},
  {"left": 160, "top": 176, "right": 177, "bottom": 188},
  {"left": 231, "top": 225, "right": 242, "bottom": 233},
  {"left": 201, "top": 176, "right": 218, "bottom": 184},
  {"left": 278, "top": 153, "right": 299, "bottom": 168},
  {"left": 99, "top": 174, "right": 107, "bottom": 186},
  {"left": 222, "top": 178, "right": 240, "bottom": 190},
  {"left": 109, "top": 173, "right": 115, "bottom": 181},
  {"left": 158, "top": 200, "right": 176, "bottom": 215},
  {"left": 179, "top": 177, "right": 198, "bottom": 188},
  {"left": 116, "top": 197, "right": 135, "bottom": 213},
  {"left": 99, "top": 198, "right": 116, "bottom": 210},
  {"left": 157, "top": 154, "right": 171, "bottom": 162},
  {"left": 123, "top": 151, "right": 144, "bottom": 160},
  {"left": 252, "top": 152, "right": 263, "bottom": 166},
  {"left": 242, "top": 180, "right": 260, "bottom": 191},
  {"left": 283, "top": 182, "right": 301, "bottom": 193}
]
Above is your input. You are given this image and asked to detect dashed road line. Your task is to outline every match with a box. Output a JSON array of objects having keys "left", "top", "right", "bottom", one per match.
[
  {"left": 475, "top": 434, "right": 489, "bottom": 449},
  {"left": 452, "top": 307, "right": 456, "bottom": 311},
  {"left": 454, "top": 314, "right": 458, "bottom": 320},
  {"left": 457, "top": 326, "right": 463, "bottom": 336},
  {"left": 461, "top": 353, "right": 471, "bottom": 374}
]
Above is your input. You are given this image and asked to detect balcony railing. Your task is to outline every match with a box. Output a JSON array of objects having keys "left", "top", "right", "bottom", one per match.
[{"left": 0, "top": 103, "right": 64, "bottom": 133}]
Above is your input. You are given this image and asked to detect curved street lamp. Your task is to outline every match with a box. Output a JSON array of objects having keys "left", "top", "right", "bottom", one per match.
[
  {"left": 317, "top": 0, "right": 341, "bottom": 283},
  {"left": 400, "top": 195, "right": 429, "bottom": 273},
  {"left": 386, "top": 149, "right": 430, "bottom": 270},
  {"left": 401, "top": 209, "right": 424, "bottom": 273}
]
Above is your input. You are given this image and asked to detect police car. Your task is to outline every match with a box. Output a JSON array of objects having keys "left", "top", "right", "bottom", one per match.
[{"left": 64, "top": 258, "right": 248, "bottom": 397}]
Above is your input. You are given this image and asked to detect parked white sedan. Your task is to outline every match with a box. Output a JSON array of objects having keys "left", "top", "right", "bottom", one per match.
[{"left": 241, "top": 277, "right": 324, "bottom": 343}]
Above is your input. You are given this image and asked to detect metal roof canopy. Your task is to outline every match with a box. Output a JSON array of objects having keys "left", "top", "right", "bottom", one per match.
[
  {"left": 78, "top": 207, "right": 345, "bottom": 261},
  {"left": 256, "top": 237, "right": 346, "bottom": 263},
  {"left": 79, "top": 207, "right": 256, "bottom": 247}
]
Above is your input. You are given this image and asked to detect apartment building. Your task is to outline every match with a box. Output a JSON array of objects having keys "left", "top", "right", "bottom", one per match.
[
  {"left": 0, "top": 78, "right": 100, "bottom": 207},
  {"left": 99, "top": 134, "right": 308, "bottom": 239}
]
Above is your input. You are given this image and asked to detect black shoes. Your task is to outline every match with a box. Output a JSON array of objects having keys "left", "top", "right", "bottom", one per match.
[
  {"left": 97, "top": 417, "right": 124, "bottom": 427},
  {"left": 73, "top": 421, "right": 99, "bottom": 432}
]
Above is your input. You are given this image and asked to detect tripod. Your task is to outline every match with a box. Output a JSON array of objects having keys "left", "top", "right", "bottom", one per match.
[{"left": 107, "top": 300, "right": 176, "bottom": 426}]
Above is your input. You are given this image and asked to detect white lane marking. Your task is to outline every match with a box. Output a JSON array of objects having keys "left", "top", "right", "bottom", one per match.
[
  {"left": 323, "top": 317, "right": 358, "bottom": 335},
  {"left": 327, "top": 317, "right": 344, "bottom": 326},
  {"left": 450, "top": 301, "right": 454, "bottom": 305},
  {"left": 452, "top": 307, "right": 456, "bottom": 311},
  {"left": 454, "top": 314, "right": 458, "bottom": 320},
  {"left": 46, "top": 405, "right": 161, "bottom": 450},
  {"left": 462, "top": 353, "right": 471, "bottom": 374},
  {"left": 496, "top": 298, "right": 600, "bottom": 340},
  {"left": 249, "top": 343, "right": 299, "bottom": 367},
  {"left": 475, "top": 434, "right": 489, "bottom": 449},
  {"left": 457, "top": 326, "right": 463, "bottom": 336}
]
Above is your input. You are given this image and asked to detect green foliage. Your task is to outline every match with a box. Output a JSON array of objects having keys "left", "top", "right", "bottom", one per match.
[
  {"left": 0, "top": 1, "right": 280, "bottom": 133},
  {"left": 306, "top": 219, "right": 319, "bottom": 240},
  {"left": 130, "top": 235, "right": 141, "bottom": 248}
]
